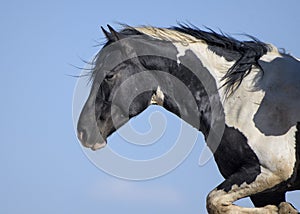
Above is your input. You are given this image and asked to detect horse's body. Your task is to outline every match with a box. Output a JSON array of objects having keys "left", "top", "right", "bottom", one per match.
[{"left": 77, "top": 24, "right": 300, "bottom": 213}]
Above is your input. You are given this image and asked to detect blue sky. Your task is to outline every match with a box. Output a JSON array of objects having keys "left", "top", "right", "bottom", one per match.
[{"left": 1, "top": 0, "right": 299, "bottom": 213}]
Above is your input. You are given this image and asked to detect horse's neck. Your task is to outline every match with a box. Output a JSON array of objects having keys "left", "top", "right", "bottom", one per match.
[
  {"left": 150, "top": 64, "right": 224, "bottom": 139},
  {"left": 141, "top": 40, "right": 229, "bottom": 137}
]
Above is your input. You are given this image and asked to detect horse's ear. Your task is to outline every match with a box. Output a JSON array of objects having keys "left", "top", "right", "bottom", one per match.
[
  {"left": 107, "top": 25, "right": 121, "bottom": 41},
  {"left": 101, "top": 25, "right": 123, "bottom": 42},
  {"left": 101, "top": 26, "right": 112, "bottom": 41},
  {"left": 103, "top": 25, "right": 138, "bottom": 60}
]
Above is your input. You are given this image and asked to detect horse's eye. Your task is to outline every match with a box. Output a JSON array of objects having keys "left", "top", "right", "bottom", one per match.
[{"left": 106, "top": 73, "right": 115, "bottom": 80}]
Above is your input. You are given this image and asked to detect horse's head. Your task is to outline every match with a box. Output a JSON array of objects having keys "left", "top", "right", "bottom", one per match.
[
  {"left": 77, "top": 25, "right": 232, "bottom": 151},
  {"left": 77, "top": 26, "right": 168, "bottom": 150}
]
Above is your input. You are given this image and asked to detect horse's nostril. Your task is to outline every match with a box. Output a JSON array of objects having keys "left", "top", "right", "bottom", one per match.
[{"left": 77, "top": 129, "right": 87, "bottom": 144}]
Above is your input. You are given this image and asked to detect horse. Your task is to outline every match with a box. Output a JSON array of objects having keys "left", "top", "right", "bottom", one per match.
[{"left": 77, "top": 24, "right": 300, "bottom": 213}]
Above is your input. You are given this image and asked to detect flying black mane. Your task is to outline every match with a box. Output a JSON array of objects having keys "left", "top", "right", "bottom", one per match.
[{"left": 172, "top": 24, "right": 269, "bottom": 95}]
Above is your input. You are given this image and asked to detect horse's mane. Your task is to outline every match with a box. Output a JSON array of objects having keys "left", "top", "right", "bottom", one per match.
[
  {"left": 171, "top": 24, "right": 270, "bottom": 95},
  {"left": 100, "top": 24, "right": 272, "bottom": 96}
]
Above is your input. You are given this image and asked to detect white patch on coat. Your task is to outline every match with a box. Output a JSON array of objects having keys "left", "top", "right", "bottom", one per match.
[
  {"left": 150, "top": 86, "right": 164, "bottom": 106},
  {"left": 175, "top": 47, "right": 186, "bottom": 65}
]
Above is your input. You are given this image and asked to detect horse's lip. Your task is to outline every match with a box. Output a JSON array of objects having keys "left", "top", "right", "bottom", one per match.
[{"left": 91, "top": 142, "right": 107, "bottom": 150}]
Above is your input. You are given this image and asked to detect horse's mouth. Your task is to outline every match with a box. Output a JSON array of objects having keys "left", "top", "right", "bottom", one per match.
[
  {"left": 91, "top": 142, "right": 107, "bottom": 150},
  {"left": 82, "top": 141, "right": 107, "bottom": 151},
  {"left": 77, "top": 130, "right": 107, "bottom": 151}
]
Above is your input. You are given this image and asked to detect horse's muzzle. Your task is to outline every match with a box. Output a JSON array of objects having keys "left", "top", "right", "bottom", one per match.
[{"left": 77, "top": 128, "right": 107, "bottom": 150}]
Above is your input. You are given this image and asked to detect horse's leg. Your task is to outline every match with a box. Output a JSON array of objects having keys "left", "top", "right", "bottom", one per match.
[
  {"left": 277, "top": 187, "right": 300, "bottom": 214},
  {"left": 206, "top": 166, "right": 286, "bottom": 214},
  {"left": 278, "top": 202, "right": 299, "bottom": 214},
  {"left": 250, "top": 191, "right": 286, "bottom": 207},
  {"left": 251, "top": 191, "right": 299, "bottom": 214}
]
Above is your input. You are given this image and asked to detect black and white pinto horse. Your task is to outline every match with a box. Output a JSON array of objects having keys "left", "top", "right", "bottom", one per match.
[{"left": 77, "top": 24, "right": 300, "bottom": 213}]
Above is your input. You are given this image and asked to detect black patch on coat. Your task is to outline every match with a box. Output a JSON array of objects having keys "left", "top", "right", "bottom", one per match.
[{"left": 214, "top": 126, "right": 261, "bottom": 192}]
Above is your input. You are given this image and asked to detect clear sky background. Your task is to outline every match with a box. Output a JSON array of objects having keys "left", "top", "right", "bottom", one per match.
[{"left": 1, "top": 0, "right": 299, "bottom": 213}]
